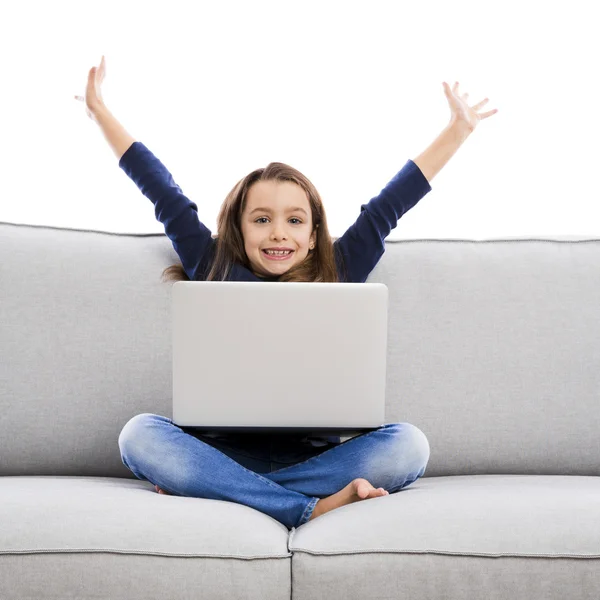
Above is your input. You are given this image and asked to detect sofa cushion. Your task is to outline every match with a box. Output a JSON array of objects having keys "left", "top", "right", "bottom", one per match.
[
  {"left": 289, "top": 474, "right": 600, "bottom": 599},
  {"left": 0, "top": 476, "right": 291, "bottom": 600}
]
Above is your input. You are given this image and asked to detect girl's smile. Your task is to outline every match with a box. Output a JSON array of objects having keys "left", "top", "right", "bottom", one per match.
[{"left": 262, "top": 249, "right": 295, "bottom": 261}]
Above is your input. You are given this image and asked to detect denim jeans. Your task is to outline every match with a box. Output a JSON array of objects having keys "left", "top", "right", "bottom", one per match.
[{"left": 118, "top": 413, "right": 430, "bottom": 530}]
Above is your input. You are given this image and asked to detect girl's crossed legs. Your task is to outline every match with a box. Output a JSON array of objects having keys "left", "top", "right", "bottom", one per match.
[{"left": 118, "top": 413, "right": 430, "bottom": 530}]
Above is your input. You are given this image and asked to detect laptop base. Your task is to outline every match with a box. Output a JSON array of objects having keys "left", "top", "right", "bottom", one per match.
[{"left": 175, "top": 425, "right": 384, "bottom": 437}]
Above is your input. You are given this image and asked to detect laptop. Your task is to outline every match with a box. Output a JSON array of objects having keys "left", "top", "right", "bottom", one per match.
[{"left": 172, "top": 281, "right": 388, "bottom": 436}]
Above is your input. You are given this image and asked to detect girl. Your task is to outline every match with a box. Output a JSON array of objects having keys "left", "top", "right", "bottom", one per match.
[{"left": 76, "top": 56, "right": 497, "bottom": 529}]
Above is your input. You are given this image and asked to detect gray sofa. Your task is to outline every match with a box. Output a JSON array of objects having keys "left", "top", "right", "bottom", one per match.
[{"left": 1, "top": 220, "right": 599, "bottom": 599}]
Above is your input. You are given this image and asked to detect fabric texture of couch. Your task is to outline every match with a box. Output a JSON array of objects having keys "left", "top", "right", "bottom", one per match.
[{"left": 1, "top": 220, "right": 599, "bottom": 599}]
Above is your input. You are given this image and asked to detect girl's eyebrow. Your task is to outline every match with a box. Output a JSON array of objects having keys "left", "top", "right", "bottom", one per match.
[{"left": 249, "top": 206, "right": 308, "bottom": 215}]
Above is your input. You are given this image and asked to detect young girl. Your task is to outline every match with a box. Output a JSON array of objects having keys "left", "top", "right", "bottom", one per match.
[{"left": 76, "top": 56, "right": 497, "bottom": 530}]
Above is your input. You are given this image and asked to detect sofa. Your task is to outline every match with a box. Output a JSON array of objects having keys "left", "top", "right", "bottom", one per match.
[{"left": 1, "top": 219, "right": 599, "bottom": 600}]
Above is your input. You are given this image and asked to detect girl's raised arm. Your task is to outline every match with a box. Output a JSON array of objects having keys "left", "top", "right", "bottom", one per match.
[{"left": 75, "top": 56, "right": 214, "bottom": 280}]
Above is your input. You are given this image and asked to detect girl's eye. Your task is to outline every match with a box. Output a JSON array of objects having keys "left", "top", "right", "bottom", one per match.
[{"left": 255, "top": 217, "right": 302, "bottom": 224}]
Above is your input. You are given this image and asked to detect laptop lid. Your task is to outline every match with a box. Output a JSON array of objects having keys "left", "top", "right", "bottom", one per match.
[{"left": 172, "top": 281, "right": 388, "bottom": 436}]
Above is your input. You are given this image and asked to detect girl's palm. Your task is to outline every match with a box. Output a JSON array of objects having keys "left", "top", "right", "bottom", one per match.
[{"left": 75, "top": 55, "right": 106, "bottom": 122}]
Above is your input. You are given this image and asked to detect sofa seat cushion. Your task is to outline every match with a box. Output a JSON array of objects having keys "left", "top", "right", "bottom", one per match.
[
  {"left": 289, "top": 475, "right": 600, "bottom": 599},
  {"left": 0, "top": 476, "right": 291, "bottom": 600}
]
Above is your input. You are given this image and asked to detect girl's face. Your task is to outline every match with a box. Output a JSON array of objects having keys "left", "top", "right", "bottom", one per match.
[{"left": 241, "top": 180, "right": 317, "bottom": 278}]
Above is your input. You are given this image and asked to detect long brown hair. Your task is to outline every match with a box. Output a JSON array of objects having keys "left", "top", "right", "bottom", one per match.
[{"left": 161, "top": 162, "right": 343, "bottom": 283}]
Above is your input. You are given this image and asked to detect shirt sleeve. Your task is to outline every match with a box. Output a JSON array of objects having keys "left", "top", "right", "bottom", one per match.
[
  {"left": 334, "top": 159, "right": 432, "bottom": 283},
  {"left": 119, "top": 142, "right": 213, "bottom": 280}
]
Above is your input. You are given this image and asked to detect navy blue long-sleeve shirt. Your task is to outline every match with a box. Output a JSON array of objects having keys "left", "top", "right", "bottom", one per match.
[{"left": 119, "top": 141, "right": 432, "bottom": 445}]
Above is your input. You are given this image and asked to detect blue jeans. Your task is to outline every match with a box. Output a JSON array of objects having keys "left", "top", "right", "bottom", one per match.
[{"left": 118, "top": 413, "right": 430, "bottom": 530}]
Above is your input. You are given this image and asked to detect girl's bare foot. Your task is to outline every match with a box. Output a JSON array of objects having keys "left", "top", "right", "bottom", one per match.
[
  {"left": 154, "top": 485, "right": 170, "bottom": 495},
  {"left": 309, "top": 478, "right": 389, "bottom": 521}
]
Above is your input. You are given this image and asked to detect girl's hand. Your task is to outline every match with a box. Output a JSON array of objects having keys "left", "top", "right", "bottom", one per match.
[
  {"left": 74, "top": 55, "right": 107, "bottom": 122},
  {"left": 443, "top": 81, "right": 498, "bottom": 133}
]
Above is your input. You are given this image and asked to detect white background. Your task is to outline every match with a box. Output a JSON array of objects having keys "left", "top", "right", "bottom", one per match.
[{"left": 0, "top": 0, "right": 598, "bottom": 239}]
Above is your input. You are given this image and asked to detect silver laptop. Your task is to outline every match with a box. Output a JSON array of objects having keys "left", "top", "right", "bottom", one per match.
[{"left": 172, "top": 281, "right": 388, "bottom": 436}]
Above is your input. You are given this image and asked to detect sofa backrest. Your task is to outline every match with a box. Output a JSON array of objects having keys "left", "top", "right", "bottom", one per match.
[{"left": 1, "top": 221, "right": 598, "bottom": 478}]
